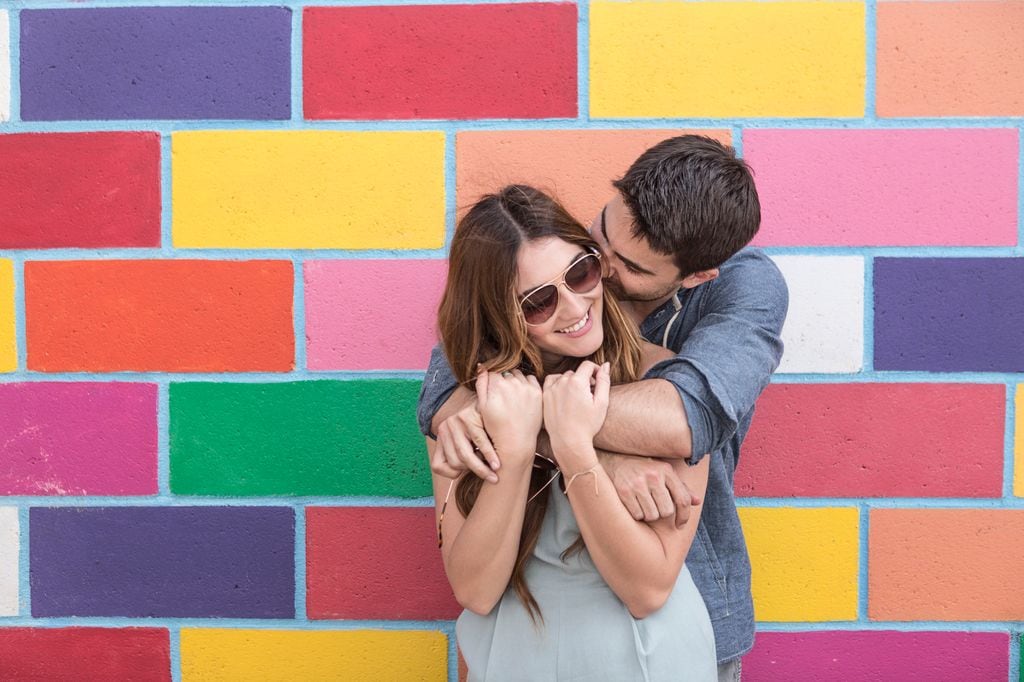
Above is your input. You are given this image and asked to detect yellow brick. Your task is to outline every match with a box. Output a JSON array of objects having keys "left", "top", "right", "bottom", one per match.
[
  {"left": 0, "top": 260, "right": 14, "bottom": 372},
  {"left": 180, "top": 629, "right": 448, "bottom": 682},
  {"left": 739, "top": 507, "right": 859, "bottom": 622},
  {"left": 172, "top": 131, "right": 446, "bottom": 249},
  {"left": 1015, "top": 386, "right": 1023, "bottom": 497},
  {"left": 590, "top": 1, "right": 865, "bottom": 118}
]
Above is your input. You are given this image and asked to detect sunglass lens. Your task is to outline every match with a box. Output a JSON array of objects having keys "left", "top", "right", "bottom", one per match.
[
  {"left": 565, "top": 255, "right": 602, "bottom": 293},
  {"left": 522, "top": 285, "right": 558, "bottom": 324}
]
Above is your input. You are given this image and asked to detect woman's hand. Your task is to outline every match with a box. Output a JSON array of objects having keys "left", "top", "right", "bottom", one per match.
[
  {"left": 476, "top": 368, "right": 543, "bottom": 469},
  {"left": 542, "top": 361, "right": 610, "bottom": 463}
]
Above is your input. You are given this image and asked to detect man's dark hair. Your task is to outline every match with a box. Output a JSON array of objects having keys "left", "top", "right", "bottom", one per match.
[{"left": 612, "top": 134, "right": 760, "bottom": 277}]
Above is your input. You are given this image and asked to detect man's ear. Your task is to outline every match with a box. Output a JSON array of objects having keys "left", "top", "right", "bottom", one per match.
[{"left": 680, "top": 268, "right": 719, "bottom": 289}]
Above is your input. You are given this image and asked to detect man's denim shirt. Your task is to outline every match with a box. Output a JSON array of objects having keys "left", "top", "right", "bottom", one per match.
[{"left": 417, "top": 247, "right": 788, "bottom": 664}]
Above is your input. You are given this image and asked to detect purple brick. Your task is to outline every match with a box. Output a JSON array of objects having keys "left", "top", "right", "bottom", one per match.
[
  {"left": 30, "top": 507, "right": 294, "bottom": 618},
  {"left": 20, "top": 8, "right": 291, "bottom": 120},
  {"left": 874, "top": 258, "right": 1024, "bottom": 372}
]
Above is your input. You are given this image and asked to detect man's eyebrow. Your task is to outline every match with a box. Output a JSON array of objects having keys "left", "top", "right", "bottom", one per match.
[{"left": 602, "top": 206, "right": 656, "bottom": 276}]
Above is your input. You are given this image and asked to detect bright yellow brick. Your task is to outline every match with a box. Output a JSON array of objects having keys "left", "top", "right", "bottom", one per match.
[
  {"left": 172, "top": 131, "right": 446, "bottom": 249},
  {"left": 590, "top": 1, "right": 865, "bottom": 118},
  {"left": 0, "top": 260, "right": 14, "bottom": 372},
  {"left": 180, "top": 628, "right": 447, "bottom": 682},
  {"left": 739, "top": 506, "right": 859, "bottom": 622},
  {"left": 1015, "top": 386, "right": 1022, "bottom": 497}
]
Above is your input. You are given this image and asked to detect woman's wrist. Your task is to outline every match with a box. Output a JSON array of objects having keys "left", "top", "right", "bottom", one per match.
[{"left": 550, "top": 439, "right": 599, "bottom": 473}]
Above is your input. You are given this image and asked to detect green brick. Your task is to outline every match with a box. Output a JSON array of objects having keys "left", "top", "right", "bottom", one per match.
[{"left": 170, "top": 380, "right": 430, "bottom": 497}]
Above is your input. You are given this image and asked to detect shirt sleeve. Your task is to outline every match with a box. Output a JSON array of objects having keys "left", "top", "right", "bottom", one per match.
[
  {"left": 645, "top": 252, "right": 789, "bottom": 464},
  {"left": 417, "top": 344, "right": 460, "bottom": 438}
]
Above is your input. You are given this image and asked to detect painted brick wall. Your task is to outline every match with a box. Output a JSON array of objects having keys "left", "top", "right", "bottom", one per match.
[{"left": 0, "top": 1, "right": 1020, "bottom": 680}]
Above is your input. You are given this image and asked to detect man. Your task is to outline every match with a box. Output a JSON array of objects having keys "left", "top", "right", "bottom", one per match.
[{"left": 419, "top": 134, "right": 788, "bottom": 680}]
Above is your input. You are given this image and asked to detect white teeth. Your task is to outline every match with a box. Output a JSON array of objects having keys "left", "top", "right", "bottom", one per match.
[{"left": 557, "top": 309, "right": 589, "bottom": 334}]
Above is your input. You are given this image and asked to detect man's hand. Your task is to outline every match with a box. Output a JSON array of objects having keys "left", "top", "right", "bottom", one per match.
[
  {"left": 430, "top": 399, "right": 500, "bottom": 483},
  {"left": 600, "top": 454, "right": 701, "bottom": 528}
]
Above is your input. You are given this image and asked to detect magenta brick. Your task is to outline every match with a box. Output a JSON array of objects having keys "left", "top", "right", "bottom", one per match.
[
  {"left": 745, "top": 631, "right": 1009, "bottom": 681},
  {"left": 744, "top": 128, "right": 1018, "bottom": 246},
  {"left": 0, "top": 383, "right": 157, "bottom": 496}
]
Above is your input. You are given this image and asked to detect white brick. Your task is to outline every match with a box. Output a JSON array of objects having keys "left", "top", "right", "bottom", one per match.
[
  {"left": 771, "top": 255, "right": 865, "bottom": 374},
  {"left": 0, "top": 507, "right": 17, "bottom": 616},
  {"left": 0, "top": 12, "right": 8, "bottom": 122}
]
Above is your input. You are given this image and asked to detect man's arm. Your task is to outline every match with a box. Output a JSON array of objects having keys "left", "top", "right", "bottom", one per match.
[{"left": 596, "top": 379, "right": 692, "bottom": 458}]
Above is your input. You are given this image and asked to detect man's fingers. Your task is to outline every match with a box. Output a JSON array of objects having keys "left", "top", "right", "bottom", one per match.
[
  {"left": 467, "top": 423, "right": 500, "bottom": 472},
  {"left": 636, "top": 491, "right": 660, "bottom": 522},
  {"left": 429, "top": 441, "right": 462, "bottom": 479},
  {"left": 452, "top": 430, "right": 496, "bottom": 483},
  {"left": 651, "top": 485, "right": 676, "bottom": 520},
  {"left": 665, "top": 472, "right": 696, "bottom": 528}
]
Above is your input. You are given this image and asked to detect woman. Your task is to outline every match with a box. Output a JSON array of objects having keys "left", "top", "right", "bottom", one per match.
[{"left": 430, "top": 185, "right": 715, "bottom": 680}]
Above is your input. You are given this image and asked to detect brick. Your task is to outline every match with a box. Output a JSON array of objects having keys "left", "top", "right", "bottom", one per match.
[
  {"left": 746, "top": 129, "right": 1018, "bottom": 246},
  {"left": 870, "top": 509, "right": 1024, "bottom": 620},
  {"left": 304, "top": 4, "right": 576, "bottom": 119},
  {"left": 746, "top": 631, "right": 1009, "bottom": 681},
  {"left": 0, "top": 133, "right": 161, "bottom": 248},
  {"left": 738, "top": 507, "right": 858, "bottom": 622},
  {"left": 30, "top": 506, "right": 294, "bottom": 618},
  {"left": 874, "top": 258, "right": 1024, "bottom": 372},
  {"left": 307, "top": 507, "right": 459, "bottom": 620},
  {"left": 0, "top": 383, "right": 157, "bottom": 496},
  {"left": 0, "top": 628, "right": 170, "bottom": 681},
  {"left": 457, "top": 130, "right": 729, "bottom": 228},
  {"left": 737, "top": 384, "right": 1005, "bottom": 498},
  {"left": 771, "top": 256, "right": 864, "bottom": 373},
  {"left": 1016, "top": 386, "right": 1023, "bottom": 497},
  {"left": 0, "top": 12, "right": 9, "bottom": 122},
  {"left": 170, "top": 380, "right": 430, "bottom": 497},
  {"left": 590, "top": 1, "right": 864, "bottom": 118},
  {"left": 172, "top": 131, "right": 444, "bottom": 249},
  {"left": 180, "top": 629, "right": 446, "bottom": 682},
  {"left": 20, "top": 7, "right": 290, "bottom": 120},
  {"left": 0, "top": 260, "right": 13, "bottom": 373},
  {"left": 878, "top": 2, "right": 1024, "bottom": 117},
  {"left": 25, "top": 260, "right": 293, "bottom": 372},
  {"left": 0, "top": 508, "right": 16, "bottom": 616},
  {"left": 305, "top": 260, "right": 446, "bottom": 370}
]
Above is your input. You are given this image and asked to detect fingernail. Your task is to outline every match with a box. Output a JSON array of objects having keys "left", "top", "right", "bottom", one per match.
[
  {"left": 488, "top": 475, "right": 498, "bottom": 484},
  {"left": 490, "top": 461, "right": 500, "bottom": 470}
]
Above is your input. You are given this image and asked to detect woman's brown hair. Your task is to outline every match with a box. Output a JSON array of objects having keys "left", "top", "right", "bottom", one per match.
[{"left": 436, "top": 185, "right": 643, "bottom": 621}]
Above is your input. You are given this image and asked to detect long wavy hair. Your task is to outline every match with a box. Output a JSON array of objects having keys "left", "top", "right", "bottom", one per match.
[{"left": 437, "top": 185, "right": 643, "bottom": 621}]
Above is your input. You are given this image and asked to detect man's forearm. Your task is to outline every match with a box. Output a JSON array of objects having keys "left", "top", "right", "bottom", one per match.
[{"left": 594, "top": 379, "right": 692, "bottom": 459}]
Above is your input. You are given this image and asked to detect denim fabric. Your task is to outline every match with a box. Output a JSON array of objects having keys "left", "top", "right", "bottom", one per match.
[{"left": 417, "top": 247, "right": 789, "bottom": 664}]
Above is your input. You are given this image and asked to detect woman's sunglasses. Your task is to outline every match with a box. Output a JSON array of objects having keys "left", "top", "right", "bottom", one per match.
[{"left": 519, "top": 251, "right": 603, "bottom": 326}]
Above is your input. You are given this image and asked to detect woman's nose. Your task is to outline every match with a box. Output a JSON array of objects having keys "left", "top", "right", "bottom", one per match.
[{"left": 557, "top": 285, "right": 589, "bottom": 321}]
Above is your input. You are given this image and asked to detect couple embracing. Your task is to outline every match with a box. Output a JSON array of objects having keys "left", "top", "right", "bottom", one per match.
[{"left": 418, "top": 135, "right": 789, "bottom": 682}]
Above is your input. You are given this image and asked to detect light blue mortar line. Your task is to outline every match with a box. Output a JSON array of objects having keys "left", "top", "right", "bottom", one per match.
[
  {"left": 763, "top": 246, "right": 1022, "bottom": 257},
  {"left": 17, "top": 506, "right": 29, "bottom": 617},
  {"left": 1018, "top": 126, "right": 1024, "bottom": 253},
  {"left": 0, "top": 615, "right": 455, "bottom": 629},
  {"left": 864, "top": 0, "right": 876, "bottom": 122},
  {"left": 773, "top": 372, "right": 1024, "bottom": 384},
  {"left": 1010, "top": 633, "right": 1021, "bottom": 682},
  {"left": 160, "top": 134, "right": 173, "bottom": 253},
  {"left": 6, "top": 8, "right": 19, "bottom": 125},
  {"left": 294, "top": 505, "right": 306, "bottom": 620},
  {"left": 735, "top": 498, "right": 1024, "bottom": 509},
  {"left": 290, "top": 5, "right": 302, "bottom": 123},
  {"left": 0, "top": 0, "right": 562, "bottom": 8},
  {"left": 863, "top": 255, "right": 874, "bottom": 371},
  {"left": 11, "top": 257, "right": 25, "bottom": 370},
  {"left": 157, "top": 382, "right": 170, "bottom": 496},
  {"left": 444, "top": 130, "right": 456, "bottom": 250},
  {"left": 1006, "top": 384, "right": 1018, "bottom": 500},
  {"left": 169, "top": 627, "right": 182, "bottom": 682},
  {"left": 577, "top": 0, "right": 589, "bottom": 123},
  {"left": 755, "top": 622, "right": 1023, "bottom": 633},
  {"left": 292, "top": 258, "right": 307, "bottom": 371},
  {"left": 444, "top": 619, "right": 458, "bottom": 682},
  {"left": 5, "top": 496, "right": 436, "bottom": 507},
  {"left": 731, "top": 126, "right": 743, "bottom": 157},
  {"left": 857, "top": 504, "right": 869, "bottom": 623}
]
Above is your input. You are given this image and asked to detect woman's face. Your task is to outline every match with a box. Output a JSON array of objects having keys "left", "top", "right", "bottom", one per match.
[{"left": 516, "top": 237, "right": 605, "bottom": 366}]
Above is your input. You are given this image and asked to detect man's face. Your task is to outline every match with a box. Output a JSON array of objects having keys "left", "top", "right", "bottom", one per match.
[{"left": 590, "top": 194, "right": 683, "bottom": 305}]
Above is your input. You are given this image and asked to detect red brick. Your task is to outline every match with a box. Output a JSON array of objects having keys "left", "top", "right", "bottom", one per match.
[{"left": 0, "top": 628, "right": 170, "bottom": 681}]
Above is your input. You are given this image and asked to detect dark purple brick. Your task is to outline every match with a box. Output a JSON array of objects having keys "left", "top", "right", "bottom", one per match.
[
  {"left": 874, "top": 258, "right": 1024, "bottom": 371},
  {"left": 20, "top": 8, "right": 291, "bottom": 120},
  {"left": 30, "top": 507, "right": 294, "bottom": 618}
]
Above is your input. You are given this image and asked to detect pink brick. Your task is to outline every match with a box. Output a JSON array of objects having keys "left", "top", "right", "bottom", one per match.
[
  {"left": 305, "top": 260, "right": 446, "bottom": 371},
  {"left": 0, "top": 383, "right": 157, "bottom": 495},
  {"left": 737, "top": 384, "right": 1004, "bottom": 498},
  {"left": 744, "top": 128, "right": 1018, "bottom": 246},
  {"left": 745, "top": 631, "right": 1009, "bottom": 681}
]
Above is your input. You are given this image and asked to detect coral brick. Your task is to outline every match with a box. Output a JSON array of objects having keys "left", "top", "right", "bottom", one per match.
[
  {"left": 456, "top": 130, "right": 729, "bottom": 227},
  {"left": 304, "top": 4, "right": 576, "bottom": 119},
  {"left": 1016, "top": 386, "right": 1023, "bottom": 498},
  {"left": 870, "top": 509, "right": 1024, "bottom": 620},
  {"left": 172, "top": 131, "right": 445, "bottom": 249},
  {"left": 306, "top": 507, "right": 459, "bottom": 620},
  {"left": 0, "top": 260, "right": 13, "bottom": 373},
  {"left": 0, "top": 12, "right": 8, "bottom": 122},
  {"left": 746, "top": 631, "right": 1009, "bottom": 681},
  {"left": 0, "top": 132, "right": 161, "bottom": 248},
  {"left": 305, "top": 260, "right": 446, "bottom": 370},
  {"left": 30, "top": 506, "right": 294, "bottom": 618},
  {"left": 20, "top": 7, "right": 290, "bottom": 120},
  {"left": 739, "top": 507, "right": 859, "bottom": 622},
  {"left": 0, "top": 628, "right": 170, "bottom": 681},
  {"left": 737, "top": 384, "right": 1005, "bottom": 498},
  {"left": 590, "top": 1, "right": 864, "bottom": 118},
  {"left": 746, "top": 129, "right": 1018, "bottom": 247},
  {"left": 878, "top": 2, "right": 1024, "bottom": 117},
  {"left": 0, "top": 508, "right": 16, "bottom": 616},
  {"left": 170, "top": 380, "right": 430, "bottom": 497},
  {"left": 25, "top": 260, "right": 293, "bottom": 372},
  {"left": 0, "top": 382, "right": 157, "bottom": 496},
  {"left": 771, "top": 256, "right": 864, "bottom": 373},
  {"left": 874, "top": 258, "right": 1024, "bottom": 372},
  {"left": 180, "top": 629, "right": 447, "bottom": 681}
]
